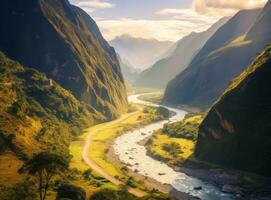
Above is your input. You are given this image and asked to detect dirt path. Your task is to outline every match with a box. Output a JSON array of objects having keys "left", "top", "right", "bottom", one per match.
[{"left": 82, "top": 112, "right": 146, "bottom": 197}]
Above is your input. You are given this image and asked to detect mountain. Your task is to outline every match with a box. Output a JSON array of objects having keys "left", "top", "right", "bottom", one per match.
[
  {"left": 0, "top": 0, "right": 127, "bottom": 120},
  {"left": 110, "top": 35, "right": 173, "bottom": 70},
  {"left": 117, "top": 55, "right": 140, "bottom": 84},
  {"left": 163, "top": 7, "right": 265, "bottom": 109},
  {"left": 195, "top": 44, "right": 271, "bottom": 176},
  {"left": 134, "top": 17, "right": 228, "bottom": 89},
  {"left": 0, "top": 51, "right": 100, "bottom": 181}
]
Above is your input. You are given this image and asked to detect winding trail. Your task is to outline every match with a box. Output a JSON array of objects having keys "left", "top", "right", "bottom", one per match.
[{"left": 82, "top": 111, "right": 146, "bottom": 197}]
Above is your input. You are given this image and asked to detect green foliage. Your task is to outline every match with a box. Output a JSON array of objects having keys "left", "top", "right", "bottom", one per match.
[
  {"left": 141, "top": 106, "right": 169, "bottom": 122},
  {"left": 162, "top": 142, "right": 182, "bottom": 158},
  {"left": 0, "top": 51, "right": 99, "bottom": 160},
  {"left": 20, "top": 152, "right": 68, "bottom": 200},
  {"left": 20, "top": 152, "right": 68, "bottom": 175},
  {"left": 0, "top": 180, "right": 37, "bottom": 200},
  {"left": 89, "top": 188, "right": 173, "bottom": 200},
  {"left": 161, "top": 114, "right": 203, "bottom": 141},
  {"left": 90, "top": 189, "right": 120, "bottom": 200},
  {"left": 57, "top": 184, "right": 86, "bottom": 200}
]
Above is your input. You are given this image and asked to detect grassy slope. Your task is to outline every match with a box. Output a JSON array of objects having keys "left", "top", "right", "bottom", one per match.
[
  {"left": 138, "top": 92, "right": 164, "bottom": 104},
  {"left": 0, "top": 0, "right": 127, "bottom": 121},
  {"left": 0, "top": 51, "right": 99, "bottom": 186},
  {"left": 146, "top": 114, "right": 203, "bottom": 167}
]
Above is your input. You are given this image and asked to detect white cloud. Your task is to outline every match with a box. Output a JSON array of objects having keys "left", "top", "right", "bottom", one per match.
[
  {"left": 156, "top": 9, "right": 186, "bottom": 15},
  {"left": 75, "top": 1, "right": 114, "bottom": 13},
  {"left": 77, "top": 1, "right": 114, "bottom": 9},
  {"left": 96, "top": 16, "right": 219, "bottom": 42},
  {"left": 193, "top": 0, "right": 267, "bottom": 16}
]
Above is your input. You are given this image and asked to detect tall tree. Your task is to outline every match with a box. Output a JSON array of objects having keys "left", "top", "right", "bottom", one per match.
[{"left": 20, "top": 152, "right": 68, "bottom": 200}]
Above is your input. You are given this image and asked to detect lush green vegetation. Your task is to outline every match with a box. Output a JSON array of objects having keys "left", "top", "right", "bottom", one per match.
[
  {"left": 69, "top": 103, "right": 170, "bottom": 198},
  {"left": 89, "top": 188, "right": 172, "bottom": 200},
  {"left": 161, "top": 114, "right": 203, "bottom": 141},
  {"left": 0, "top": 51, "right": 99, "bottom": 159},
  {"left": 20, "top": 152, "right": 69, "bottom": 200},
  {"left": 146, "top": 114, "right": 203, "bottom": 166},
  {"left": 0, "top": 0, "right": 128, "bottom": 121}
]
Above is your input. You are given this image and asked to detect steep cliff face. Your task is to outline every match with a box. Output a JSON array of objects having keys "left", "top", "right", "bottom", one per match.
[
  {"left": 163, "top": 8, "right": 264, "bottom": 108},
  {"left": 0, "top": 0, "right": 127, "bottom": 119},
  {"left": 195, "top": 44, "right": 271, "bottom": 176},
  {"left": 134, "top": 17, "right": 228, "bottom": 89}
]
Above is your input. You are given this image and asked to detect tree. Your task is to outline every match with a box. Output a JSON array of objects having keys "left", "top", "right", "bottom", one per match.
[
  {"left": 89, "top": 189, "right": 119, "bottom": 200},
  {"left": 20, "top": 152, "right": 68, "bottom": 200},
  {"left": 57, "top": 184, "right": 86, "bottom": 200}
]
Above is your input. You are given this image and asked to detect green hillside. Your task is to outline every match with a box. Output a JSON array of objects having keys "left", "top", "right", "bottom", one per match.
[
  {"left": 0, "top": 51, "right": 101, "bottom": 185},
  {"left": 0, "top": 0, "right": 127, "bottom": 120}
]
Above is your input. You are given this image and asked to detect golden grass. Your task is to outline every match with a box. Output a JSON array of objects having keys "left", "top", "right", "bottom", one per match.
[
  {"left": 88, "top": 110, "right": 144, "bottom": 178},
  {"left": 150, "top": 134, "right": 194, "bottom": 161},
  {"left": 0, "top": 152, "right": 24, "bottom": 186},
  {"left": 184, "top": 115, "right": 203, "bottom": 124},
  {"left": 138, "top": 92, "right": 164, "bottom": 104},
  {"left": 70, "top": 104, "right": 148, "bottom": 179}
]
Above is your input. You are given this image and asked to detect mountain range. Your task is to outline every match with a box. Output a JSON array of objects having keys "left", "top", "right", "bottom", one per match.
[
  {"left": 110, "top": 34, "right": 173, "bottom": 70},
  {"left": 134, "top": 17, "right": 228, "bottom": 89},
  {"left": 163, "top": 7, "right": 269, "bottom": 109}
]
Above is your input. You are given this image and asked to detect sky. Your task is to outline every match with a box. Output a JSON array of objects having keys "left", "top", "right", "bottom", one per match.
[{"left": 70, "top": 0, "right": 267, "bottom": 42}]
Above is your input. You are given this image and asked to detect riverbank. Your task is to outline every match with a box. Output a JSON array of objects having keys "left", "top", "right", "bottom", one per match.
[{"left": 70, "top": 103, "right": 174, "bottom": 198}]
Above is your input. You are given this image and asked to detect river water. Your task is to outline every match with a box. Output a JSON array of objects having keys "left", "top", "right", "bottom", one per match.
[{"left": 113, "top": 94, "right": 234, "bottom": 200}]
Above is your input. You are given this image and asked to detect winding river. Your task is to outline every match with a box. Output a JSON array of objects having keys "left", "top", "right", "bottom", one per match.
[{"left": 113, "top": 94, "right": 234, "bottom": 200}]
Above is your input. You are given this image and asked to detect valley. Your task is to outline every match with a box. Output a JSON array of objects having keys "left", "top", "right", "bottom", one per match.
[{"left": 0, "top": 0, "right": 271, "bottom": 200}]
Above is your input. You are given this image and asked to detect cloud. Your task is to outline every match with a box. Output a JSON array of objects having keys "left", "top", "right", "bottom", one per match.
[
  {"left": 193, "top": 0, "right": 267, "bottom": 16},
  {"left": 156, "top": 9, "right": 187, "bottom": 15},
  {"left": 75, "top": 0, "right": 114, "bottom": 13},
  {"left": 96, "top": 16, "right": 219, "bottom": 42}
]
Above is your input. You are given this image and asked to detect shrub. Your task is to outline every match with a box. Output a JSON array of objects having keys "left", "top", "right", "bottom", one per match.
[{"left": 57, "top": 184, "right": 86, "bottom": 200}]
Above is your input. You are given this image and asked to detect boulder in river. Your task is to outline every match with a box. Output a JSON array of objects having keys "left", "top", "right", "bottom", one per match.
[{"left": 194, "top": 186, "right": 202, "bottom": 190}]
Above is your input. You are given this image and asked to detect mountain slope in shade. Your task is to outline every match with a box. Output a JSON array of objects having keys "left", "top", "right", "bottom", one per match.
[
  {"left": 117, "top": 55, "right": 140, "bottom": 84},
  {"left": 134, "top": 17, "right": 228, "bottom": 89},
  {"left": 110, "top": 35, "right": 173, "bottom": 70},
  {"left": 163, "top": 8, "right": 264, "bottom": 108},
  {"left": 195, "top": 44, "right": 271, "bottom": 176},
  {"left": 0, "top": 0, "right": 127, "bottom": 120}
]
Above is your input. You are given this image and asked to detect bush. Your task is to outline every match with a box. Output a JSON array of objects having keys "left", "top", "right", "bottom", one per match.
[
  {"left": 162, "top": 142, "right": 182, "bottom": 158},
  {"left": 89, "top": 189, "right": 119, "bottom": 200},
  {"left": 57, "top": 184, "right": 86, "bottom": 200}
]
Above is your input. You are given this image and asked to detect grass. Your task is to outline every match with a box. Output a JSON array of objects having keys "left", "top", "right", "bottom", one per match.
[
  {"left": 127, "top": 86, "right": 162, "bottom": 95},
  {"left": 70, "top": 103, "right": 168, "bottom": 194},
  {"left": 138, "top": 92, "right": 164, "bottom": 104},
  {"left": 148, "top": 134, "right": 194, "bottom": 164},
  {"left": 146, "top": 114, "right": 203, "bottom": 166},
  {"left": 0, "top": 152, "right": 24, "bottom": 186}
]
